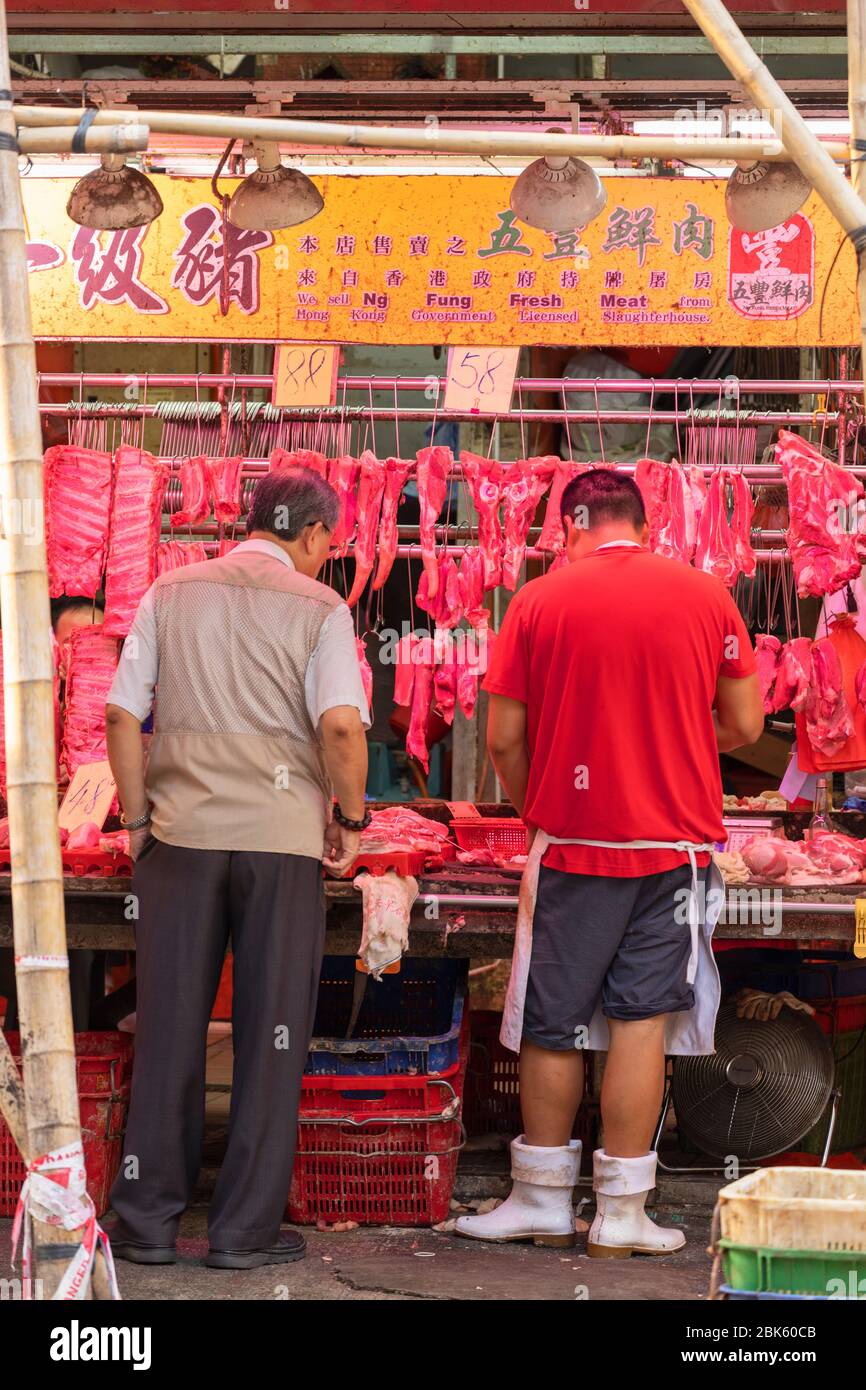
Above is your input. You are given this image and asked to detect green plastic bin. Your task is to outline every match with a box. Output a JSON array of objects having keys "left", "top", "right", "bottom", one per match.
[{"left": 719, "top": 1239, "right": 866, "bottom": 1298}]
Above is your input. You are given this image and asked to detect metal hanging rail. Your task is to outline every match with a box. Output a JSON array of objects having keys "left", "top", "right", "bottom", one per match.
[{"left": 36, "top": 374, "right": 865, "bottom": 395}]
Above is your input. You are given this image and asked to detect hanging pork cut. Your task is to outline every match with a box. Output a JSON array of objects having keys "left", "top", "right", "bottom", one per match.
[
  {"left": 776, "top": 428, "right": 862, "bottom": 598},
  {"left": 634, "top": 458, "right": 670, "bottom": 553},
  {"left": 537, "top": 458, "right": 581, "bottom": 554},
  {"left": 755, "top": 634, "right": 782, "bottom": 712},
  {"left": 356, "top": 635, "right": 373, "bottom": 719},
  {"left": 406, "top": 635, "right": 436, "bottom": 771},
  {"left": 61, "top": 624, "right": 119, "bottom": 780},
  {"left": 346, "top": 451, "right": 387, "bottom": 606},
  {"left": 694, "top": 472, "right": 739, "bottom": 586},
  {"left": 170, "top": 456, "right": 210, "bottom": 528},
  {"left": 855, "top": 658, "right": 866, "bottom": 713},
  {"left": 44, "top": 444, "right": 113, "bottom": 598},
  {"left": 804, "top": 637, "right": 855, "bottom": 757},
  {"left": 417, "top": 553, "right": 461, "bottom": 629},
  {"left": 730, "top": 472, "right": 756, "bottom": 578},
  {"left": 205, "top": 455, "right": 244, "bottom": 526},
  {"left": 327, "top": 454, "right": 360, "bottom": 554},
  {"left": 373, "top": 457, "right": 413, "bottom": 591},
  {"left": 433, "top": 645, "right": 458, "bottom": 725},
  {"left": 103, "top": 445, "right": 168, "bottom": 638},
  {"left": 655, "top": 461, "right": 697, "bottom": 565},
  {"left": 457, "top": 547, "right": 489, "bottom": 631},
  {"left": 268, "top": 446, "right": 328, "bottom": 477},
  {"left": 501, "top": 459, "right": 551, "bottom": 589},
  {"left": 157, "top": 541, "right": 209, "bottom": 574},
  {"left": 460, "top": 451, "right": 503, "bottom": 590},
  {"left": 772, "top": 636, "right": 812, "bottom": 712},
  {"left": 415, "top": 446, "right": 452, "bottom": 599}
]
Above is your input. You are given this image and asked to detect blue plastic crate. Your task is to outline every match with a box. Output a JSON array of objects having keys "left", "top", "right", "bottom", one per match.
[
  {"left": 718, "top": 1285, "right": 831, "bottom": 1301},
  {"left": 306, "top": 957, "right": 468, "bottom": 1076}
]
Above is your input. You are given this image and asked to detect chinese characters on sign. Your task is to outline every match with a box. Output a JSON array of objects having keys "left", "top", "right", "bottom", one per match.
[{"left": 21, "top": 175, "right": 856, "bottom": 346}]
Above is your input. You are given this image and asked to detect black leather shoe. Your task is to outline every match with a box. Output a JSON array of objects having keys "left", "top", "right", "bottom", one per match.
[
  {"left": 205, "top": 1229, "right": 307, "bottom": 1270},
  {"left": 103, "top": 1222, "right": 177, "bottom": 1265}
]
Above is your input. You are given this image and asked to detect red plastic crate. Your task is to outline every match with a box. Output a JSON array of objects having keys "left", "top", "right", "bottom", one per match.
[
  {"left": 0, "top": 1032, "right": 133, "bottom": 1218},
  {"left": 812, "top": 994, "right": 866, "bottom": 1036},
  {"left": 288, "top": 1017, "right": 468, "bottom": 1227},
  {"left": 463, "top": 1010, "right": 598, "bottom": 1150},
  {"left": 349, "top": 850, "right": 433, "bottom": 878},
  {"left": 450, "top": 817, "right": 527, "bottom": 857},
  {"left": 61, "top": 848, "right": 133, "bottom": 878}
]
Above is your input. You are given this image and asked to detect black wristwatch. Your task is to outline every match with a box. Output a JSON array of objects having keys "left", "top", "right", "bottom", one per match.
[{"left": 333, "top": 803, "right": 372, "bottom": 832}]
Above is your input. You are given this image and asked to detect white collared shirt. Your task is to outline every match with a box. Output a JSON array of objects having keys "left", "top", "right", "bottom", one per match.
[
  {"left": 107, "top": 538, "right": 371, "bottom": 731},
  {"left": 592, "top": 540, "right": 644, "bottom": 553}
]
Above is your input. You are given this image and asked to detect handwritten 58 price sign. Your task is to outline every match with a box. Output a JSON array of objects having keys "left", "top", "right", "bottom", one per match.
[{"left": 443, "top": 346, "right": 520, "bottom": 414}]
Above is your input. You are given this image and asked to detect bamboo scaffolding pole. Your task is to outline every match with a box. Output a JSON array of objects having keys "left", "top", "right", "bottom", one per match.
[
  {"left": 849, "top": 0, "right": 866, "bottom": 267},
  {"left": 680, "top": 0, "right": 866, "bottom": 397},
  {"left": 12, "top": 103, "right": 852, "bottom": 164},
  {"left": 0, "top": 2, "right": 94, "bottom": 1298},
  {"left": 18, "top": 124, "right": 149, "bottom": 155}
]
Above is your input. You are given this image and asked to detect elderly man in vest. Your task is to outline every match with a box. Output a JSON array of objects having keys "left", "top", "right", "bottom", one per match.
[{"left": 104, "top": 466, "right": 370, "bottom": 1270}]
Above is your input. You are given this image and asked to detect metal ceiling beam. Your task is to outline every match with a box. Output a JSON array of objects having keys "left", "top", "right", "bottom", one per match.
[{"left": 6, "top": 32, "right": 850, "bottom": 54}]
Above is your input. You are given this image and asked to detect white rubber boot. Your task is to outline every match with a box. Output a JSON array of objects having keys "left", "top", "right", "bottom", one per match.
[
  {"left": 587, "top": 1149, "right": 685, "bottom": 1258},
  {"left": 454, "top": 1136, "right": 581, "bottom": 1248}
]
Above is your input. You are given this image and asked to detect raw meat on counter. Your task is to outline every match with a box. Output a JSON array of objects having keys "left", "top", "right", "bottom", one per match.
[
  {"left": 205, "top": 455, "right": 244, "bottom": 526},
  {"left": 170, "top": 455, "right": 210, "bottom": 528},
  {"left": 60, "top": 624, "right": 119, "bottom": 779},
  {"left": 372, "top": 457, "right": 413, "bottom": 591},
  {"left": 460, "top": 451, "right": 503, "bottom": 590},
  {"left": 353, "top": 871, "right": 419, "bottom": 977},
  {"left": 66, "top": 820, "right": 103, "bottom": 851},
  {"left": 359, "top": 805, "right": 450, "bottom": 858},
  {"left": 157, "top": 541, "right": 209, "bottom": 574},
  {"left": 415, "top": 446, "right": 452, "bottom": 598},
  {"left": 44, "top": 445, "right": 113, "bottom": 599},
  {"left": 722, "top": 792, "right": 786, "bottom": 812},
  {"left": 740, "top": 831, "right": 866, "bottom": 885},
  {"left": 804, "top": 637, "right": 854, "bottom": 757},
  {"left": 346, "top": 452, "right": 387, "bottom": 605},
  {"left": 501, "top": 459, "right": 551, "bottom": 589},
  {"left": 755, "top": 634, "right": 782, "bottom": 712},
  {"left": 777, "top": 429, "right": 863, "bottom": 597},
  {"left": 103, "top": 445, "right": 168, "bottom": 638}
]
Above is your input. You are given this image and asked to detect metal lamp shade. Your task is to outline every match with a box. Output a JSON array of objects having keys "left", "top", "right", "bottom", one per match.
[
  {"left": 510, "top": 155, "right": 607, "bottom": 233},
  {"left": 227, "top": 165, "right": 324, "bottom": 231},
  {"left": 66, "top": 158, "right": 164, "bottom": 230},
  {"left": 725, "top": 160, "right": 812, "bottom": 233}
]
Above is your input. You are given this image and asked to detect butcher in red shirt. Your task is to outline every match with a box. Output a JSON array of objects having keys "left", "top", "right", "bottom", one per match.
[{"left": 456, "top": 468, "right": 762, "bottom": 1257}]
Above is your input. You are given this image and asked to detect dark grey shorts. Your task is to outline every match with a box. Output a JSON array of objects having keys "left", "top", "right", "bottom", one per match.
[{"left": 523, "top": 862, "right": 706, "bottom": 1051}]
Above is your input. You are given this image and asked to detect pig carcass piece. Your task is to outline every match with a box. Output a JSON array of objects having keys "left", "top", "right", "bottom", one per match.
[
  {"left": 360, "top": 805, "right": 450, "bottom": 856},
  {"left": 777, "top": 428, "right": 863, "bottom": 597},
  {"left": 327, "top": 454, "right": 360, "bottom": 555},
  {"left": 372, "top": 457, "right": 413, "bottom": 592},
  {"left": 157, "top": 541, "right": 209, "bottom": 575},
  {"left": 406, "top": 636, "right": 437, "bottom": 772},
  {"left": 356, "top": 635, "right": 374, "bottom": 719},
  {"left": 415, "top": 446, "right": 453, "bottom": 599},
  {"left": 204, "top": 455, "right": 244, "bottom": 526},
  {"left": 693, "top": 472, "right": 739, "bottom": 587},
  {"left": 353, "top": 871, "right": 419, "bottom": 978},
  {"left": 61, "top": 624, "right": 120, "bottom": 780},
  {"left": 268, "top": 447, "right": 328, "bottom": 477},
  {"left": 772, "top": 637, "right": 812, "bottom": 713},
  {"left": 730, "top": 472, "right": 756, "bottom": 578},
  {"left": 634, "top": 458, "right": 670, "bottom": 552},
  {"left": 346, "top": 452, "right": 387, "bottom": 606},
  {"left": 457, "top": 629, "right": 497, "bottom": 720},
  {"left": 855, "top": 658, "right": 866, "bottom": 713},
  {"left": 501, "top": 460, "right": 552, "bottom": 589},
  {"left": 755, "top": 634, "right": 782, "bottom": 712},
  {"left": 654, "top": 460, "right": 699, "bottom": 565},
  {"left": 103, "top": 445, "right": 168, "bottom": 639},
  {"left": 741, "top": 832, "right": 866, "bottom": 885},
  {"left": 804, "top": 636, "right": 855, "bottom": 757},
  {"left": 460, "top": 451, "right": 503, "bottom": 590},
  {"left": 44, "top": 444, "right": 113, "bottom": 598},
  {"left": 457, "top": 547, "right": 490, "bottom": 631},
  {"left": 170, "top": 455, "right": 211, "bottom": 528},
  {"left": 416, "top": 552, "right": 462, "bottom": 629},
  {"left": 536, "top": 459, "right": 614, "bottom": 554}
]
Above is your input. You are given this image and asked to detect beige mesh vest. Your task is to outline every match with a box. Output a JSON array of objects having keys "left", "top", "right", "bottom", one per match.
[{"left": 146, "top": 547, "right": 341, "bottom": 856}]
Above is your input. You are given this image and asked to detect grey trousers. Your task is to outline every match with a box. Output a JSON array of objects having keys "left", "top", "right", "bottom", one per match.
[{"left": 109, "top": 837, "right": 325, "bottom": 1250}]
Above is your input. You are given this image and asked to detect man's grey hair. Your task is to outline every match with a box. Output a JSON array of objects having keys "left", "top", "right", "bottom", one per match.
[{"left": 246, "top": 466, "right": 339, "bottom": 540}]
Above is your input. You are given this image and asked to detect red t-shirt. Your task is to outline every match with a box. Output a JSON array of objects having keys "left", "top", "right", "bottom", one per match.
[{"left": 483, "top": 544, "right": 756, "bottom": 876}]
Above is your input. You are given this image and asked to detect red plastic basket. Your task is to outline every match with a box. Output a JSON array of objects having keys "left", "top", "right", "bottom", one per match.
[
  {"left": 450, "top": 817, "right": 528, "bottom": 857},
  {"left": 812, "top": 994, "right": 866, "bottom": 1036},
  {"left": 61, "top": 848, "right": 133, "bottom": 878},
  {"left": 349, "top": 850, "right": 432, "bottom": 878},
  {"left": 463, "top": 1010, "right": 598, "bottom": 1152},
  {"left": 0, "top": 1032, "right": 133, "bottom": 1218},
  {"left": 288, "top": 1017, "right": 468, "bottom": 1227}
]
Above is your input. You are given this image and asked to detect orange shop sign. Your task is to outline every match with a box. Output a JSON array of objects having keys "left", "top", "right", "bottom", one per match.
[{"left": 22, "top": 173, "right": 859, "bottom": 347}]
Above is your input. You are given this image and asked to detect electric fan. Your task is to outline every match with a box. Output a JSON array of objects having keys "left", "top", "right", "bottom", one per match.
[{"left": 671, "top": 1002, "right": 835, "bottom": 1160}]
